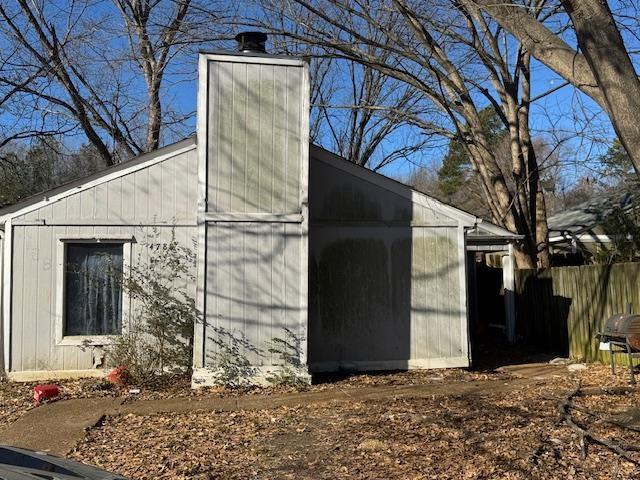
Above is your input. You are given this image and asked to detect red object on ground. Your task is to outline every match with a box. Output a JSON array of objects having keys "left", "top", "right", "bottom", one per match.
[
  {"left": 33, "top": 384, "right": 59, "bottom": 404},
  {"left": 106, "top": 365, "right": 129, "bottom": 387}
]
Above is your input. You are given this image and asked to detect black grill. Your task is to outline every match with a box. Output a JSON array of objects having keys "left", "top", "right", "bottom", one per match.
[{"left": 597, "top": 310, "right": 640, "bottom": 384}]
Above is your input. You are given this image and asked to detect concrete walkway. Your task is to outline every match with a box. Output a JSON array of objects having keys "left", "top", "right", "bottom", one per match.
[
  {"left": 0, "top": 366, "right": 567, "bottom": 456},
  {"left": 0, "top": 378, "right": 543, "bottom": 455}
]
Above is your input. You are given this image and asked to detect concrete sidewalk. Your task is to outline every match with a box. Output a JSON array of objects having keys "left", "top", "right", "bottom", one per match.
[{"left": 0, "top": 376, "right": 554, "bottom": 456}]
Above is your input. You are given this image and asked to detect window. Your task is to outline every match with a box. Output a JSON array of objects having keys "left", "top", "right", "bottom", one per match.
[{"left": 64, "top": 243, "right": 123, "bottom": 337}]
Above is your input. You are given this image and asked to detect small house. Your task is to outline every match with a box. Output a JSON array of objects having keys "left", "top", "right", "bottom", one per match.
[
  {"left": 0, "top": 37, "right": 518, "bottom": 383},
  {"left": 548, "top": 181, "right": 640, "bottom": 264}
]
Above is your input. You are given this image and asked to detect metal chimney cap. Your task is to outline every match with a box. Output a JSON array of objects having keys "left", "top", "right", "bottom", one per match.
[{"left": 234, "top": 31, "right": 268, "bottom": 53}]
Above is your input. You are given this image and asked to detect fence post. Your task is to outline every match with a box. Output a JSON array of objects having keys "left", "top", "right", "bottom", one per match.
[{"left": 502, "top": 243, "right": 516, "bottom": 343}]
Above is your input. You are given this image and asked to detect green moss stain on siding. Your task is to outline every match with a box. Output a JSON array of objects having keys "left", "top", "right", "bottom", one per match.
[
  {"left": 316, "top": 238, "right": 390, "bottom": 334},
  {"left": 318, "top": 185, "right": 383, "bottom": 222}
]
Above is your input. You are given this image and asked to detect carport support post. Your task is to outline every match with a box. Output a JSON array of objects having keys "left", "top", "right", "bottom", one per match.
[{"left": 502, "top": 243, "right": 516, "bottom": 343}]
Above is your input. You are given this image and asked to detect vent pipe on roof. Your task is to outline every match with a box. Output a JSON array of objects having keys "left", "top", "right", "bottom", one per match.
[{"left": 235, "top": 31, "right": 268, "bottom": 53}]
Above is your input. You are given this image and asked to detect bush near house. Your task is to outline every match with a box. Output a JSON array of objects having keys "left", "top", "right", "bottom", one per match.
[{"left": 108, "top": 229, "right": 197, "bottom": 386}]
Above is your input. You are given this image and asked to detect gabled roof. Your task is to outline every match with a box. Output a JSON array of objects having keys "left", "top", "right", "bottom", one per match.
[
  {"left": 548, "top": 180, "right": 640, "bottom": 235},
  {"left": 310, "top": 144, "right": 519, "bottom": 240},
  {"left": 0, "top": 136, "right": 519, "bottom": 242},
  {"left": 0, "top": 137, "right": 197, "bottom": 223}
]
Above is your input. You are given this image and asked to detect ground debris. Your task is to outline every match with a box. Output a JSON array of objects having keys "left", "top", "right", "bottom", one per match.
[
  {"left": 4, "top": 364, "right": 640, "bottom": 479},
  {"left": 69, "top": 365, "right": 640, "bottom": 480}
]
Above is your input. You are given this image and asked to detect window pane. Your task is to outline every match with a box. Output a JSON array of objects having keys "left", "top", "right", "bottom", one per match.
[{"left": 64, "top": 243, "right": 123, "bottom": 336}]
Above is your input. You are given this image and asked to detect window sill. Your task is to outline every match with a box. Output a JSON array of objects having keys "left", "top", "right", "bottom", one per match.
[{"left": 57, "top": 335, "right": 118, "bottom": 347}]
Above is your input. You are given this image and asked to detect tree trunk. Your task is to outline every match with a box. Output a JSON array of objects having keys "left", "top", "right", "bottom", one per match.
[
  {"left": 518, "top": 51, "right": 550, "bottom": 268},
  {"left": 513, "top": 243, "right": 536, "bottom": 269},
  {"left": 473, "top": 0, "right": 640, "bottom": 175},
  {"left": 560, "top": 0, "right": 640, "bottom": 176},
  {"left": 146, "top": 78, "right": 162, "bottom": 152}
]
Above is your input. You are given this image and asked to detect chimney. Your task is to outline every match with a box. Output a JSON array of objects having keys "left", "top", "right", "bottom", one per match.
[
  {"left": 234, "top": 31, "right": 268, "bottom": 53},
  {"left": 195, "top": 38, "right": 310, "bottom": 380}
]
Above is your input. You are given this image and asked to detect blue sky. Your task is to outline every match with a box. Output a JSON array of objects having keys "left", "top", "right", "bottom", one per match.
[{"left": 1, "top": 0, "right": 630, "bottom": 187}]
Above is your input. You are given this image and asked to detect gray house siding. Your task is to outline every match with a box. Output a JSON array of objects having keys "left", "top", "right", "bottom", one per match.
[
  {"left": 308, "top": 147, "right": 469, "bottom": 371},
  {"left": 193, "top": 53, "right": 309, "bottom": 384},
  {"left": 6, "top": 146, "right": 198, "bottom": 374},
  {"left": 205, "top": 60, "right": 303, "bottom": 214},
  {"left": 203, "top": 223, "right": 303, "bottom": 367}
]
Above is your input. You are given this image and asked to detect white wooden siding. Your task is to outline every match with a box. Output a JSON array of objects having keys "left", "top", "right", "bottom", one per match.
[
  {"left": 206, "top": 60, "right": 303, "bottom": 214},
  {"left": 15, "top": 149, "right": 197, "bottom": 224},
  {"left": 204, "top": 223, "right": 303, "bottom": 366},
  {"left": 196, "top": 54, "right": 309, "bottom": 376},
  {"left": 8, "top": 149, "right": 198, "bottom": 372},
  {"left": 308, "top": 149, "right": 469, "bottom": 370}
]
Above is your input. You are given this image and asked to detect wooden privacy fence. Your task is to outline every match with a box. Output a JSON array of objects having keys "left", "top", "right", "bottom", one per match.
[{"left": 515, "top": 262, "right": 640, "bottom": 363}]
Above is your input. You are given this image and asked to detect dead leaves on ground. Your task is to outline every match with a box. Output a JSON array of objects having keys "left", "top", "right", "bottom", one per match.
[
  {"left": 70, "top": 366, "right": 640, "bottom": 480},
  {"left": 4, "top": 365, "right": 640, "bottom": 479}
]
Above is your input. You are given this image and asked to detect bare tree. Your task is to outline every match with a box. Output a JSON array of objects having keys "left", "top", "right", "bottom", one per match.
[
  {"left": 308, "top": 55, "right": 435, "bottom": 171},
  {"left": 0, "top": 0, "right": 232, "bottom": 166},
  {"left": 272, "top": 30, "right": 438, "bottom": 171},
  {"left": 258, "top": 0, "right": 559, "bottom": 267},
  {"left": 470, "top": 0, "right": 640, "bottom": 176}
]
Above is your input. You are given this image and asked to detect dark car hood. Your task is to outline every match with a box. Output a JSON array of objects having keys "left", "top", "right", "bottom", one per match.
[{"left": 0, "top": 446, "right": 127, "bottom": 480}]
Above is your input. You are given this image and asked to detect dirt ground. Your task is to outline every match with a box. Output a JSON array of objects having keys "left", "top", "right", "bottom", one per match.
[
  {"left": 0, "top": 366, "right": 511, "bottom": 427},
  {"left": 5, "top": 365, "right": 640, "bottom": 479},
  {"left": 62, "top": 365, "right": 640, "bottom": 480}
]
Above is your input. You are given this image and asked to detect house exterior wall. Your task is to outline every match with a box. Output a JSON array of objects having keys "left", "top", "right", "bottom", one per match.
[
  {"left": 308, "top": 147, "right": 469, "bottom": 371},
  {"left": 6, "top": 147, "right": 198, "bottom": 375},
  {"left": 192, "top": 53, "right": 309, "bottom": 385}
]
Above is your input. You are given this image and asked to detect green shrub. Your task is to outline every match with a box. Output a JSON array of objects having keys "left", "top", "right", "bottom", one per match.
[
  {"left": 266, "top": 328, "right": 309, "bottom": 389},
  {"left": 107, "top": 228, "right": 197, "bottom": 385}
]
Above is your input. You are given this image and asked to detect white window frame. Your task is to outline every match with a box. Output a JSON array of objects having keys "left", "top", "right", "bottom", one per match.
[{"left": 55, "top": 234, "right": 135, "bottom": 346}]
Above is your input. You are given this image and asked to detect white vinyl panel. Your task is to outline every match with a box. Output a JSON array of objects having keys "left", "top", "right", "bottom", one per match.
[
  {"left": 20, "top": 227, "right": 39, "bottom": 371},
  {"left": 10, "top": 227, "right": 25, "bottom": 371},
  {"left": 175, "top": 151, "right": 190, "bottom": 219},
  {"left": 79, "top": 188, "right": 95, "bottom": 221},
  {"left": 285, "top": 66, "right": 302, "bottom": 213},
  {"left": 35, "top": 227, "right": 53, "bottom": 370},
  {"left": 259, "top": 65, "right": 275, "bottom": 213},
  {"left": 184, "top": 149, "right": 198, "bottom": 221},
  {"left": 49, "top": 226, "right": 66, "bottom": 370},
  {"left": 447, "top": 228, "right": 461, "bottom": 358},
  {"left": 255, "top": 224, "right": 271, "bottom": 364},
  {"left": 243, "top": 224, "right": 260, "bottom": 364},
  {"left": 271, "top": 67, "right": 287, "bottom": 213},
  {"left": 211, "top": 225, "right": 231, "bottom": 348},
  {"left": 421, "top": 228, "right": 433, "bottom": 359},
  {"left": 271, "top": 224, "right": 286, "bottom": 338},
  {"left": 245, "top": 63, "right": 261, "bottom": 213},
  {"left": 65, "top": 194, "right": 81, "bottom": 219},
  {"left": 107, "top": 177, "right": 123, "bottom": 221},
  {"left": 120, "top": 172, "right": 136, "bottom": 221},
  {"left": 425, "top": 229, "right": 440, "bottom": 358},
  {"left": 94, "top": 182, "right": 108, "bottom": 220},
  {"left": 283, "top": 223, "right": 301, "bottom": 337},
  {"left": 161, "top": 153, "right": 177, "bottom": 221},
  {"left": 230, "top": 62, "right": 248, "bottom": 213},
  {"left": 203, "top": 224, "right": 217, "bottom": 364},
  {"left": 205, "top": 61, "right": 219, "bottom": 213},
  {"left": 410, "top": 229, "right": 426, "bottom": 359},
  {"left": 133, "top": 169, "right": 150, "bottom": 221},
  {"left": 213, "top": 62, "right": 234, "bottom": 213},
  {"left": 51, "top": 197, "right": 66, "bottom": 221},
  {"left": 148, "top": 163, "right": 163, "bottom": 221},
  {"left": 435, "top": 232, "right": 450, "bottom": 357},
  {"left": 238, "top": 224, "right": 248, "bottom": 350}
]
